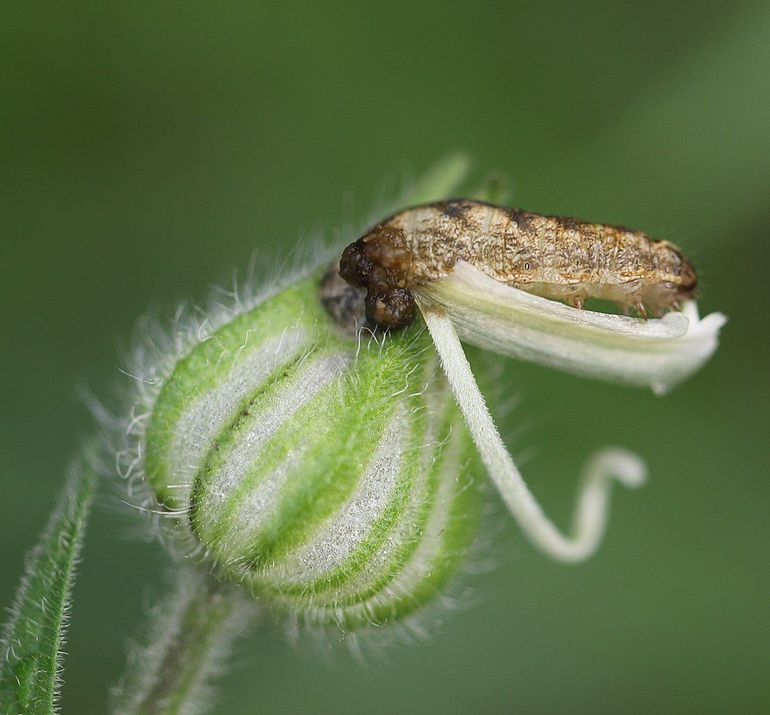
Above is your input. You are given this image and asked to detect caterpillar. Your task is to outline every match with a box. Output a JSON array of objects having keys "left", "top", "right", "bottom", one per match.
[{"left": 338, "top": 199, "right": 698, "bottom": 329}]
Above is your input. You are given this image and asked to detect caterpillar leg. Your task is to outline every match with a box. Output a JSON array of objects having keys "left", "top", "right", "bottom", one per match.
[{"left": 569, "top": 295, "right": 585, "bottom": 310}]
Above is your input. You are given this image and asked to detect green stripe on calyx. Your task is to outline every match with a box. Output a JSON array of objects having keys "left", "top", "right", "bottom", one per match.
[
  {"left": 334, "top": 415, "right": 481, "bottom": 628},
  {"left": 189, "top": 348, "right": 352, "bottom": 549},
  {"left": 260, "top": 402, "right": 415, "bottom": 591},
  {"left": 145, "top": 278, "right": 334, "bottom": 508},
  {"left": 268, "top": 358, "right": 443, "bottom": 599},
  {"left": 327, "top": 387, "right": 456, "bottom": 607},
  {"left": 263, "top": 407, "right": 482, "bottom": 629},
  {"left": 236, "top": 334, "right": 420, "bottom": 570}
]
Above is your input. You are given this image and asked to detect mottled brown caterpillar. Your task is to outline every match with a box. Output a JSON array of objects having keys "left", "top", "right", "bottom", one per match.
[{"left": 338, "top": 199, "right": 698, "bottom": 329}]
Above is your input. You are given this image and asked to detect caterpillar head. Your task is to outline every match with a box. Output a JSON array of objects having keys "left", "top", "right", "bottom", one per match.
[{"left": 339, "top": 224, "right": 417, "bottom": 330}]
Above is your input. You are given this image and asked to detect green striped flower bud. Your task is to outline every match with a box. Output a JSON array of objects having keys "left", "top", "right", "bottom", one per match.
[{"left": 141, "top": 271, "right": 482, "bottom": 630}]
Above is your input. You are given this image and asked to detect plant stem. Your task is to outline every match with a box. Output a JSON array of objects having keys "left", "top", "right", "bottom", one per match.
[{"left": 112, "top": 565, "right": 254, "bottom": 715}]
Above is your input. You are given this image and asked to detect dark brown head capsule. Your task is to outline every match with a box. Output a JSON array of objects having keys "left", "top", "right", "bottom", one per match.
[{"left": 338, "top": 224, "right": 417, "bottom": 329}]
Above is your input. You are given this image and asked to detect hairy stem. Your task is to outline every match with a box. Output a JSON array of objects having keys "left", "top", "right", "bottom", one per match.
[
  {"left": 0, "top": 443, "right": 99, "bottom": 715},
  {"left": 112, "top": 566, "right": 254, "bottom": 715}
]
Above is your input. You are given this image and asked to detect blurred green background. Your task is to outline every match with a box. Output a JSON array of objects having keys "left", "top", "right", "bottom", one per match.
[{"left": 2, "top": 1, "right": 768, "bottom": 713}]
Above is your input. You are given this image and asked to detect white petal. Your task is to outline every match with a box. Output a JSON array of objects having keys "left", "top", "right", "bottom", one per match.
[
  {"left": 421, "top": 308, "right": 646, "bottom": 563},
  {"left": 415, "top": 261, "right": 726, "bottom": 394}
]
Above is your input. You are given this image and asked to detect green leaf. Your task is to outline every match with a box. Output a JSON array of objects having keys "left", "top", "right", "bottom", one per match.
[{"left": 0, "top": 443, "right": 99, "bottom": 715}]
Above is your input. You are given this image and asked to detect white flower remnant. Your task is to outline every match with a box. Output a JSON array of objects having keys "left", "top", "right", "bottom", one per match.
[
  {"left": 412, "top": 260, "right": 725, "bottom": 563},
  {"left": 417, "top": 261, "right": 726, "bottom": 395}
]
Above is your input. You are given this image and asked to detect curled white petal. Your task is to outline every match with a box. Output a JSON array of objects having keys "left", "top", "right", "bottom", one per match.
[
  {"left": 420, "top": 306, "right": 646, "bottom": 562},
  {"left": 416, "top": 261, "right": 726, "bottom": 394}
]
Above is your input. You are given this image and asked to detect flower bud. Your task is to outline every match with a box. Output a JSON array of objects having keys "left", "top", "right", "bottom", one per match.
[{"left": 141, "top": 271, "right": 482, "bottom": 629}]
